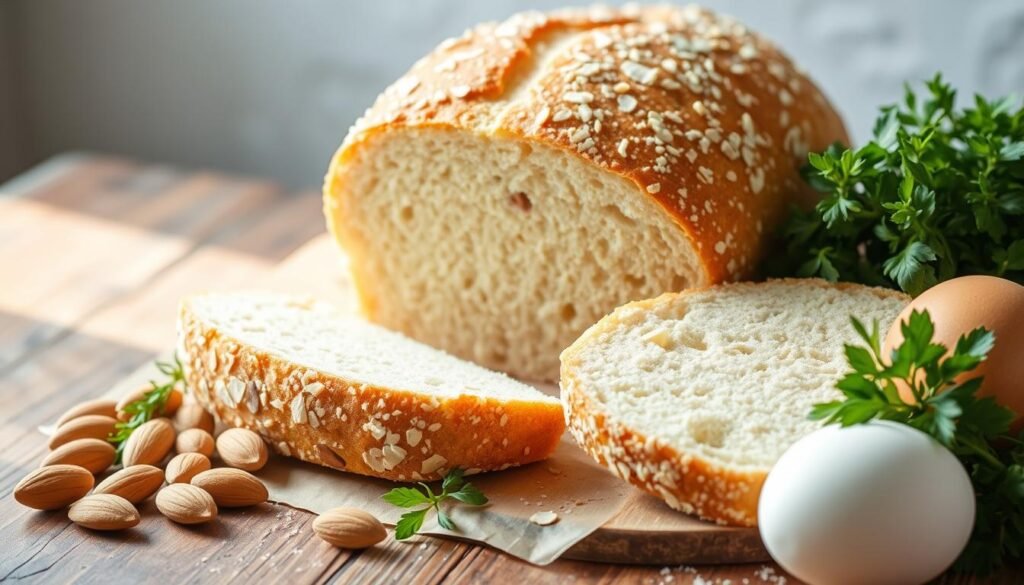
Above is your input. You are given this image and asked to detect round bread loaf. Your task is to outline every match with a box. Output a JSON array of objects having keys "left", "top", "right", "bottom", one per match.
[{"left": 324, "top": 5, "right": 847, "bottom": 381}]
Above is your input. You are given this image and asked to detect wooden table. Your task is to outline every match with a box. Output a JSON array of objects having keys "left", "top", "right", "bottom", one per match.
[{"left": 0, "top": 155, "right": 1015, "bottom": 584}]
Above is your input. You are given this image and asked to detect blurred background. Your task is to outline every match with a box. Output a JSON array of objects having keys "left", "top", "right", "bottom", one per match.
[{"left": 1, "top": 0, "right": 1022, "bottom": 188}]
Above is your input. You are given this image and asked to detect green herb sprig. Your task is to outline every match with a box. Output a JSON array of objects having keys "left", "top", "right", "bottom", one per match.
[
  {"left": 775, "top": 74, "right": 1024, "bottom": 295},
  {"left": 382, "top": 468, "right": 488, "bottom": 539},
  {"left": 811, "top": 310, "right": 1024, "bottom": 574},
  {"left": 107, "top": 356, "right": 185, "bottom": 462}
]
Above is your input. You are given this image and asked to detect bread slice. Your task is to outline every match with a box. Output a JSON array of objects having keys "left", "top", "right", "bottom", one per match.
[
  {"left": 323, "top": 5, "right": 848, "bottom": 381},
  {"left": 560, "top": 280, "right": 908, "bottom": 526},
  {"left": 177, "top": 292, "right": 564, "bottom": 481}
]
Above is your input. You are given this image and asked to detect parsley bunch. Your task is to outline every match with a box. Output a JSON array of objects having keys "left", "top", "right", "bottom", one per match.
[
  {"left": 382, "top": 468, "right": 488, "bottom": 540},
  {"left": 107, "top": 356, "right": 184, "bottom": 462},
  {"left": 811, "top": 310, "right": 1024, "bottom": 574},
  {"left": 776, "top": 74, "right": 1024, "bottom": 295}
]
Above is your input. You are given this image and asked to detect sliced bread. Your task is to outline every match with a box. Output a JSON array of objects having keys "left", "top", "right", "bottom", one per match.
[
  {"left": 560, "top": 279, "right": 909, "bottom": 526},
  {"left": 177, "top": 292, "right": 564, "bottom": 481}
]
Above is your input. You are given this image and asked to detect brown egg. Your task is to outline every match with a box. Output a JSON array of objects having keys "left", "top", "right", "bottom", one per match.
[{"left": 883, "top": 276, "right": 1024, "bottom": 429}]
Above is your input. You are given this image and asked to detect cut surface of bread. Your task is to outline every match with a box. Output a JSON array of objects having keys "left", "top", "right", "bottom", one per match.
[
  {"left": 324, "top": 5, "right": 848, "bottom": 381},
  {"left": 560, "top": 280, "right": 908, "bottom": 526},
  {"left": 334, "top": 128, "right": 702, "bottom": 382},
  {"left": 177, "top": 292, "right": 564, "bottom": 481}
]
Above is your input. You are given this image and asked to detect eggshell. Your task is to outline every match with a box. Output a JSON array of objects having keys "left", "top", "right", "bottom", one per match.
[
  {"left": 758, "top": 421, "right": 974, "bottom": 585},
  {"left": 883, "top": 276, "right": 1024, "bottom": 427}
]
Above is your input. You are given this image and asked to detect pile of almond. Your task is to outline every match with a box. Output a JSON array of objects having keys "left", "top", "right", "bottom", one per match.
[{"left": 14, "top": 390, "right": 270, "bottom": 530}]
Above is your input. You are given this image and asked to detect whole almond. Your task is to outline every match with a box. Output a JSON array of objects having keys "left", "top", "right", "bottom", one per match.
[
  {"left": 190, "top": 468, "right": 268, "bottom": 507},
  {"left": 176, "top": 428, "right": 215, "bottom": 456},
  {"left": 312, "top": 507, "right": 387, "bottom": 549},
  {"left": 122, "top": 418, "right": 175, "bottom": 466},
  {"left": 56, "top": 399, "right": 117, "bottom": 427},
  {"left": 163, "top": 387, "right": 184, "bottom": 415},
  {"left": 173, "top": 402, "right": 215, "bottom": 433},
  {"left": 93, "top": 465, "right": 164, "bottom": 503},
  {"left": 155, "top": 483, "right": 217, "bottom": 524},
  {"left": 68, "top": 494, "right": 140, "bottom": 530},
  {"left": 14, "top": 464, "right": 95, "bottom": 510},
  {"left": 115, "top": 387, "right": 150, "bottom": 421},
  {"left": 165, "top": 452, "right": 211, "bottom": 484},
  {"left": 114, "top": 386, "right": 182, "bottom": 421},
  {"left": 41, "top": 438, "right": 116, "bottom": 474},
  {"left": 49, "top": 415, "right": 118, "bottom": 450},
  {"left": 216, "top": 428, "right": 268, "bottom": 471}
]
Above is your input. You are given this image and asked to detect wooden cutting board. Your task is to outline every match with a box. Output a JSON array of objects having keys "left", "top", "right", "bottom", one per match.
[{"left": 259, "top": 234, "right": 768, "bottom": 565}]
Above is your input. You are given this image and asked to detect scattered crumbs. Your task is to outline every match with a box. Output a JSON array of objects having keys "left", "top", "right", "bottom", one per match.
[
  {"left": 651, "top": 565, "right": 779, "bottom": 585},
  {"left": 529, "top": 510, "right": 559, "bottom": 526}
]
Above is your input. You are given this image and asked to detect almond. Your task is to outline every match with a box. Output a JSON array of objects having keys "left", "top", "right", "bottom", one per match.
[
  {"left": 115, "top": 387, "right": 150, "bottom": 421},
  {"left": 68, "top": 494, "right": 140, "bottom": 530},
  {"left": 163, "top": 388, "right": 184, "bottom": 416},
  {"left": 155, "top": 483, "right": 217, "bottom": 524},
  {"left": 56, "top": 398, "right": 117, "bottom": 427},
  {"left": 216, "top": 428, "right": 268, "bottom": 471},
  {"left": 173, "top": 402, "right": 215, "bottom": 433},
  {"left": 312, "top": 507, "right": 387, "bottom": 549},
  {"left": 190, "top": 468, "right": 268, "bottom": 507},
  {"left": 48, "top": 415, "right": 118, "bottom": 450},
  {"left": 176, "top": 428, "right": 215, "bottom": 456},
  {"left": 115, "top": 386, "right": 182, "bottom": 421},
  {"left": 41, "top": 438, "right": 116, "bottom": 474},
  {"left": 93, "top": 464, "right": 165, "bottom": 503},
  {"left": 122, "top": 417, "right": 175, "bottom": 466},
  {"left": 165, "top": 452, "right": 211, "bottom": 484},
  {"left": 14, "top": 464, "right": 95, "bottom": 510}
]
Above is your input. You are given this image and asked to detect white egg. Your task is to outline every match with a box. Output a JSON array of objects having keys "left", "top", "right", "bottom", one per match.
[{"left": 758, "top": 421, "right": 974, "bottom": 585}]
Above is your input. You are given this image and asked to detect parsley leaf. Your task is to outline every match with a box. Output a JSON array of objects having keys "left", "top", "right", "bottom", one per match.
[
  {"left": 773, "top": 74, "right": 1024, "bottom": 293},
  {"left": 395, "top": 509, "right": 427, "bottom": 540},
  {"left": 381, "top": 487, "right": 430, "bottom": 508},
  {"left": 381, "top": 468, "right": 488, "bottom": 540},
  {"left": 810, "top": 309, "right": 1024, "bottom": 574}
]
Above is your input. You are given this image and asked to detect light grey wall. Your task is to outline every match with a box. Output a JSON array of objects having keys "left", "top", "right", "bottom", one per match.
[{"left": 4, "top": 0, "right": 1024, "bottom": 187}]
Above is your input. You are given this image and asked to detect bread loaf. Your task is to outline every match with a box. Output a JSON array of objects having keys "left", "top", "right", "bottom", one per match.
[
  {"left": 560, "top": 280, "right": 908, "bottom": 526},
  {"left": 177, "top": 292, "right": 564, "bottom": 481},
  {"left": 324, "top": 5, "right": 847, "bottom": 381}
]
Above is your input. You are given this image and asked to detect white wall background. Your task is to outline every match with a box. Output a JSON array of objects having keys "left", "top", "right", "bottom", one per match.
[{"left": 2, "top": 0, "right": 1023, "bottom": 187}]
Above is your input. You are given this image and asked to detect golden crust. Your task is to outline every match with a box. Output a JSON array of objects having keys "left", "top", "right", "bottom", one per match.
[
  {"left": 177, "top": 302, "right": 565, "bottom": 482},
  {"left": 559, "top": 279, "right": 909, "bottom": 526},
  {"left": 325, "top": 4, "right": 848, "bottom": 285}
]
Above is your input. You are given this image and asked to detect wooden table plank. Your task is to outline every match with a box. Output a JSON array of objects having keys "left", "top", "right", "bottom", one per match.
[{"left": 0, "top": 155, "right": 281, "bottom": 371}]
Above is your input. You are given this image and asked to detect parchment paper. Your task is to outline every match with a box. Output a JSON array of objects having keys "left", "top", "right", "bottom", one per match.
[{"left": 90, "top": 357, "right": 630, "bottom": 566}]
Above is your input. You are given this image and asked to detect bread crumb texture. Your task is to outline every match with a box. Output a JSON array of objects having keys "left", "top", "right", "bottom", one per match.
[
  {"left": 324, "top": 4, "right": 848, "bottom": 381},
  {"left": 178, "top": 292, "right": 565, "bottom": 481},
  {"left": 560, "top": 280, "right": 908, "bottom": 525}
]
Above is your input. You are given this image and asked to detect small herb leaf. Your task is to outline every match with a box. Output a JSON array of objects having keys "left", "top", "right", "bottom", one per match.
[
  {"left": 382, "top": 487, "right": 431, "bottom": 508},
  {"left": 394, "top": 509, "right": 427, "bottom": 541},
  {"left": 381, "top": 468, "right": 488, "bottom": 540}
]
